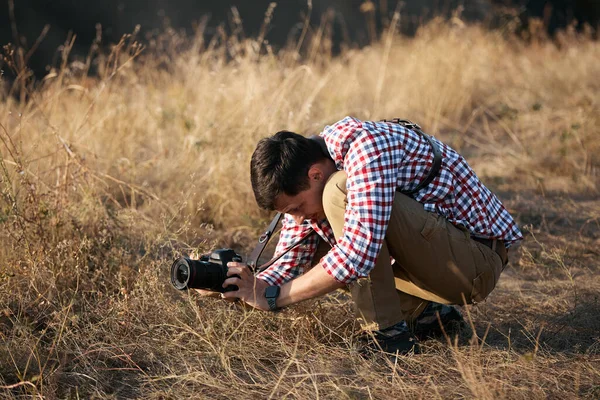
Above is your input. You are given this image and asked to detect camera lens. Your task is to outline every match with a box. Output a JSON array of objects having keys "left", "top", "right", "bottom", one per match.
[
  {"left": 171, "top": 258, "right": 193, "bottom": 290},
  {"left": 176, "top": 264, "right": 189, "bottom": 283}
]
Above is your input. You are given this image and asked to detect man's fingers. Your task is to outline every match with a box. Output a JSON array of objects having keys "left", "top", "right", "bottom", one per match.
[
  {"left": 226, "top": 264, "right": 251, "bottom": 276},
  {"left": 223, "top": 277, "right": 241, "bottom": 288},
  {"left": 222, "top": 291, "right": 239, "bottom": 300},
  {"left": 220, "top": 292, "right": 238, "bottom": 302},
  {"left": 226, "top": 266, "right": 242, "bottom": 276}
]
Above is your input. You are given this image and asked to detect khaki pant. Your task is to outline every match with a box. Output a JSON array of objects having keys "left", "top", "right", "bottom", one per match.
[{"left": 318, "top": 171, "right": 505, "bottom": 331}]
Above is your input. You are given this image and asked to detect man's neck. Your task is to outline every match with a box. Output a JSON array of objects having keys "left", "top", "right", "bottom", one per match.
[{"left": 322, "top": 159, "right": 338, "bottom": 182}]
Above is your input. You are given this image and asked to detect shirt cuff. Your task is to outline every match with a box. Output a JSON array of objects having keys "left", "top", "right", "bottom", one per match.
[{"left": 320, "top": 247, "right": 361, "bottom": 284}]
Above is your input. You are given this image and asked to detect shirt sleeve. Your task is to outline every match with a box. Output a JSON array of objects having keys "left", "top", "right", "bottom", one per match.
[
  {"left": 255, "top": 214, "right": 321, "bottom": 286},
  {"left": 321, "top": 128, "right": 400, "bottom": 283}
]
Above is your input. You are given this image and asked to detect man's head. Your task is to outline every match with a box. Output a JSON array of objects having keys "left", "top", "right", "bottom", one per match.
[{"left": 250, "top": 131, "right": 336, "bottom": 223}]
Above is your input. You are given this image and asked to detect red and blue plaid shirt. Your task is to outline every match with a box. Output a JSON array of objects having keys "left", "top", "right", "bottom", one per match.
[{"left": 257, "top": 116, "right": 523, "bottom": 285}]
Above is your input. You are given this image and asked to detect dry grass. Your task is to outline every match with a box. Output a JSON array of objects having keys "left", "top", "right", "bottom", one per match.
[{"left": 0, "top": 18, "right": 599, "bottom": 399}]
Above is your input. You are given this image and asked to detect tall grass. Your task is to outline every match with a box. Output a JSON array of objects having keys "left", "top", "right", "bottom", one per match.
[{"left": 0, "top": 18, "right": 599, "bottom": 398}]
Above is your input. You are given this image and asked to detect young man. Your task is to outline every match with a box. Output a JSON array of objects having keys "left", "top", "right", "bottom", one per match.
[{"left": 221, "top": 116, "right": 522, "bottom": 353}]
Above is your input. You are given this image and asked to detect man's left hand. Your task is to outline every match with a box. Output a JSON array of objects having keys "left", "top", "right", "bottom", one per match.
[{"left": 222, "top": 262, "right": 270, "bottom": 311}]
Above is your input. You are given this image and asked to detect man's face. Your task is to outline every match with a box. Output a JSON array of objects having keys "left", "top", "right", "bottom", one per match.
[{"left": 274, "top": 168, "right": 327, "bottom": 225}]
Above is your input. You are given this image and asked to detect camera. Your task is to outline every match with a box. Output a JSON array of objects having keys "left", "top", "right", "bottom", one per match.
[{"left": 170, "top": 248, "right": 242, "bottom": 292}]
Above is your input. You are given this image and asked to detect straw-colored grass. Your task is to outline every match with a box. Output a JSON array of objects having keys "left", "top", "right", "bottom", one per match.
[{"left": 0, "top": 18, "right": 599, "bottom": 399}]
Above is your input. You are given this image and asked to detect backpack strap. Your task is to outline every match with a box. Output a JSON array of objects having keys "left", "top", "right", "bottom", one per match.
[{"left": 382, "top": 119, "right": 443, "bottom": 196}]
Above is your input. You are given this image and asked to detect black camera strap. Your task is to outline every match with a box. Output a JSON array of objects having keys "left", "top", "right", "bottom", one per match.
[
  {"left": 247, "top": 212, "right": 317, "bottom": 274},
  {"left": 247, "top": 212, "right": 284, "bottom": 270}
]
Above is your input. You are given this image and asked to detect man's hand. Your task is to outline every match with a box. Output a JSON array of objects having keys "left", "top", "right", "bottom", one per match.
[{"left": 222, "top": 262, "right": 270, "bottom": 311}]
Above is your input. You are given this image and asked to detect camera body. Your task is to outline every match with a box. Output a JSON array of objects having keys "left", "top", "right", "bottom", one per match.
[{"left": 170, "top": 248, "right": 242, "bottom": 292}]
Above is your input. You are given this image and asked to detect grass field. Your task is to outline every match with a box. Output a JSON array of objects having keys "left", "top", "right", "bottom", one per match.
[{"left": 0, "top": 18, "right": 599, "bottom": 399}]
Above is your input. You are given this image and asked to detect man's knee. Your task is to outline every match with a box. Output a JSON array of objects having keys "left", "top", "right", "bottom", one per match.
[
  {"left": 322, "top": 171, "right": 347, "bottom": 238},
  {"left": 322, "top": 170, "right": 348, "bottom": 217}
]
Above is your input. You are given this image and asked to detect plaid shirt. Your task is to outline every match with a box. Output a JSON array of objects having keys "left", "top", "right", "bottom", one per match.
[{"left": 257, "top": 116, "right": 523, "bottom": 285}]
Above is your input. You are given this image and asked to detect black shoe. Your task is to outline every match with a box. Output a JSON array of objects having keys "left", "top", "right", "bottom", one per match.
[
  {"left": 412, "top": 303, "right": 465, "bottom": 339},
  {"left": 362, "top": 321, "right": 420, "bottom": 355}
]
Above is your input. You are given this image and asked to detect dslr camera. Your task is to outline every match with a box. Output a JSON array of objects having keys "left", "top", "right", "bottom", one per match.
[{"left": 170, "top": 249, "right": 242, "bottom": 292}]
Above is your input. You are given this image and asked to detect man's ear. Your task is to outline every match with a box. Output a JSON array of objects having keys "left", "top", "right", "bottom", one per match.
[{"left": 307, "top": 164, "right": 323, "bottom": 181}]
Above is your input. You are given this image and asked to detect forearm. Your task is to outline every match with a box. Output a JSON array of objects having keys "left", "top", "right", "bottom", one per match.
[{"left": 277, "top": 262, "right": 346, "bottom": 308}]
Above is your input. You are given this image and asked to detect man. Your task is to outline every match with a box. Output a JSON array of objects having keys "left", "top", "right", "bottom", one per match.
[{"left": 218, "top": 116, "right": 522, "bottom": 353}]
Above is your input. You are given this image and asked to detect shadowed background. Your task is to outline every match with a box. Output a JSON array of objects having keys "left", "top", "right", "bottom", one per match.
[{"left": 1, "top": 0, "right": 599, "bottom": 80}]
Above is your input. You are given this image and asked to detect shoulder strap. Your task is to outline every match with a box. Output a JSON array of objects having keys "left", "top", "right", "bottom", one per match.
[
  {"left": 247, "top": 212, "right": 317, "bottom": 274},
  {"left": 382, "top": 119, "right": 443, "bottom": 196},
  {"left": 254, "top": 228, "right": 317, "bottom": 274},
  {"left": 247, "top": 212, "right": 284, "bottom": 269}
]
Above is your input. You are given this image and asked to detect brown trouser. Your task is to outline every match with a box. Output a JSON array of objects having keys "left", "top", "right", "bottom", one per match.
[{"left": 318, "top": 171, "right": 505, "bottom": 331}]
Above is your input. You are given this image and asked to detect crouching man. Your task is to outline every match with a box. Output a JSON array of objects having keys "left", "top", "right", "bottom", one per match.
[{"left": 219, "top": 116, "right": 522, "bottom": 353}]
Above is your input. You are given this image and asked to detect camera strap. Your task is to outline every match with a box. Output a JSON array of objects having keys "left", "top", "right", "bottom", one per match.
[
  {"left": 247, "top": 212, "right": 284, "bottom": 270},
  {"left": 247, "top": 212, "right": 317, "bottom": 274}
]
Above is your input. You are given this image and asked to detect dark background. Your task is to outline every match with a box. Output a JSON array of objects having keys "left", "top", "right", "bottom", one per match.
[{"left": 0, "top": 0, "right": 598, "bottom": 79}]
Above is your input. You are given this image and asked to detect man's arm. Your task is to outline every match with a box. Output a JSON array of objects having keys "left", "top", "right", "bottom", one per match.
[
  {"left": 276, "top": 261, "right": 346, "bottom": 306},
  {"left": 222, "top": 260, "right": 344, "bottom": 310},
  {"left": 217, "top": 213, "right": 327, "bottom": 309},
  {"left": 222, "top": 216, "right": 340, "bottom": 310},
  {"left": 319, "top": 127, "right": 401, "bottom": 284}
]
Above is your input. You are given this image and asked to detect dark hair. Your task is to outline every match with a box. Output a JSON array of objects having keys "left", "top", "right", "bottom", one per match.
[{"left": 250, "top": 131, "right": 327, "bottom": 210}]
